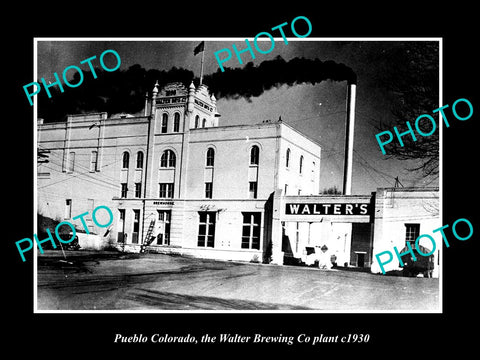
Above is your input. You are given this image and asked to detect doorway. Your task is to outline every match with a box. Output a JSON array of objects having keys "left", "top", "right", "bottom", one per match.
[
  {"left": 356, "top": 252, "right": 366, "bottom": 267},
  {"left": 350, "top": 223, "right": 372, "bottom": 267}
]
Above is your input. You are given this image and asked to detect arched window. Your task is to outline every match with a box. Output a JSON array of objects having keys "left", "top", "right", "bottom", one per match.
[
  {"left": 136, "top": 151, "right": 144, "bottom": 169},
  {"left": 195, "top": 115, "right": 199, "bottom": 128},
  {"left": 286, "top": 148, "right": 291, "bottom": 168},
  {"left": 202, "top": 118, "right": 207, "bottom": 128},
  {"left": 161, "top": 113, "right": 168, "bottom": 133},
  {"left": 250, "top": 145, "right": 259, "bottom": 165},
  {"left": 122, "top": 151, "right": 129, "bottom": 169},
  {"left": 173, "top": 113, "right": 180, "bottom": 132},
  {"left": 299, "top": 155, "right": 304, "bottom": 174},
  {"left": 206, "top": 148, "right": 215, "bottom": 167},
  {"left": 160, "top": 150, "right": 176, "bottom": 168}
]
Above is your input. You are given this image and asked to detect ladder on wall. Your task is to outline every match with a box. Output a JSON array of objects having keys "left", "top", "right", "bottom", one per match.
[{"left": 140, "top": 219, "right": 156, "bottom": 253}]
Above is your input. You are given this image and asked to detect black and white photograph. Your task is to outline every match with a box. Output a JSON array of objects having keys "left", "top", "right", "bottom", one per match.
[
  {"left": 7, "top": 6, "right": 479, "bottom": 355},
  {"left": 34, "top": 39, "right": 442, "bottom": 312}
]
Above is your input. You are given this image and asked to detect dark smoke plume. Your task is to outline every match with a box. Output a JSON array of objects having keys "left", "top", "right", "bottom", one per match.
[
  {"left": 38, "top": 56, "right": 356, "bottom": 122},
  {"left": 38, "top": 65, "right": 195, "bottom": 123},
  {"left": 203, "top": 55, "right": 357, "bottom": 101}
]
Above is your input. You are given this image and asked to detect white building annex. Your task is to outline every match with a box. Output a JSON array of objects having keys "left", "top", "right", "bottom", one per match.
[{"left": 37, "top": 81, "right": 441, "bottom": 277}]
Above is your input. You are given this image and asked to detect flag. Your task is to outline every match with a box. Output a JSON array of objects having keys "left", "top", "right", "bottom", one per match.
[{"left": 194, "top": 41, "right": 205, "bottom": 56}]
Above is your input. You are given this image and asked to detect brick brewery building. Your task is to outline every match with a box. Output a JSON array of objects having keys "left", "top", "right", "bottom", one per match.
[{"left": 37, "top": 81, "right": 441, "bottom": 276}]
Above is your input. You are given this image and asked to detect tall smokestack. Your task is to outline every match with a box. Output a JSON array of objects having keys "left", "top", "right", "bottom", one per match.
[{"left": 343, "top": 83, "right": 356, "bottom": 195}]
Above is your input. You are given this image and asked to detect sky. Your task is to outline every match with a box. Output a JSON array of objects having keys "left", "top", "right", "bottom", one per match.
[{"left": 36, "top": 39, "right": 440, "bottom": 195}]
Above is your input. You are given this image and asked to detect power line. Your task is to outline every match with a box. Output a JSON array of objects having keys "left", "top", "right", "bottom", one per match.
[
  {"left": 39, "top": 164, "right": 120, "bottom": 191},
  {"left": 44, "top": 150, "right": 124, "bottom": 185},
  {"left": 353, "top": 149, "right": 396, "bottom": 186},
  {"left": 284, "top": 110, "right": 346, "bottom": 125},
  {"left": 38, "top": 157, "right": 123, "bottom": 190}
]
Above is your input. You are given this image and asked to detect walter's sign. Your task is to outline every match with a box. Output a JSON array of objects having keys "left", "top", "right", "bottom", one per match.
[{"left": 286, "top": 203, "right": 370, "bottom": 216}]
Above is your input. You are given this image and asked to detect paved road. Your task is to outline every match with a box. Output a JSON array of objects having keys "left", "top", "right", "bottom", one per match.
[{"left": 36, "top": 251, "right": 439, "bottom": 311}]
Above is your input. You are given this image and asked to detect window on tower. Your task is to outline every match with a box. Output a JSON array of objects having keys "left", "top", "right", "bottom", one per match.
[
  {"left": 161, "top": 113, "right": 168, "bottom": 133},
  {"left": 173, "top": 113, "right": 180, "bottom": 132}
]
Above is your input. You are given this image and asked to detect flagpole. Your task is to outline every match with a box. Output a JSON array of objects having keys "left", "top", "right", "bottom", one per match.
[{"left": 200, "top": 42, "right": 205, "bottom": 85}]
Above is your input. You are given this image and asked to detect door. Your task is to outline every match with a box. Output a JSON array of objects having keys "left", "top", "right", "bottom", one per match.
[
  {"left": 357, "top": 252, "right": 365, "bottom": 267},
  {"left": 350, "top": 223, "right": 372, "bottom": 267},
  {"left": 117, "top": 209, "right": 126, "bottom": 243},
  {"left": 132, "top": 209, "right": 140, "bottom": 243},
  {"left": 156, "top": 210, "right": 171, "bottom": 245}
]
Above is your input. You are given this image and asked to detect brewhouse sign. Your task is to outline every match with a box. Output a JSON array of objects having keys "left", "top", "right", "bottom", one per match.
[
  {"left": 153, "top": 201, "right": 174, "bottom": 206},
  {"left": 285, "top": 203, "right": 370, "bottom": 216}
]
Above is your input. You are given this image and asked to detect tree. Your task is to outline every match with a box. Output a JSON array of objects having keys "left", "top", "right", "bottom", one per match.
[
  {"left": 375, "top": 42, "right": 440, "bottom": 178},
  {"left": 321, "top": 186, "right": 342, "bottom": 195}
]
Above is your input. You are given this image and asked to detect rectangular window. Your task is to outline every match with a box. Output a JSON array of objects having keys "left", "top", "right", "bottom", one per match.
[
  {"left": 135, "top": 182, "right": 142, "bottom": 198},
  {"left": 167, "top": 183, "right": 174, "bottom": 198},
  {"left": 205, "top": 182, "right": 213, "bottom": 199},
  {"left": 121, "top": 183, "right": 128, "bottom": 198},
  {"left": 405, "top": 223, "right": 420, "bottom": 245},
  {"left": 159, "top": 183, "right": 174, "bottom": 198},
  {"left": 241, "top": 212, "right": 261, "bottom": 250},
  {"left": 132, "top": 209, "right": 140, "bottom": 244},
  {"left": 67, "top": 152, "right": 75, "bottom": 173},
  {"left": 197, "top": 212, "right": 216, "bottom": 247},
  {"left": 156, "top": 210, "right": 171, "bottom": 245},
  {"left": 65, "top": 199, "right": 72, "bottom": 219},
  {"left": 159, "top": 184, "right": 166, "bottom": 198},
  {"left": 91, "top": 151, "right": 98, "bottom": 171},
  {"left": 90, "top": 151, "right": 98, "bottom": 172},
  {"left": 249, "top": 181, "right": 257, "bottom": 199}
]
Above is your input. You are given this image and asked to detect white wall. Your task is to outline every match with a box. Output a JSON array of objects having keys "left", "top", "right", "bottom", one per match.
[{"left": 371, "top": 188, "right": 441, "bottom": 277}]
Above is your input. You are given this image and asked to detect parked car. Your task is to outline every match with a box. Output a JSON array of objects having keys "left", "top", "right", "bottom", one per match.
[
  {"left": 399, "top": 245, "right": 434, "bottom": 278},
  {"left": 37, "top": 231, "right": 80, "bottom": 251},
  {"left": 57, "top": 232, "right": 81, "bottom": 250}
]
